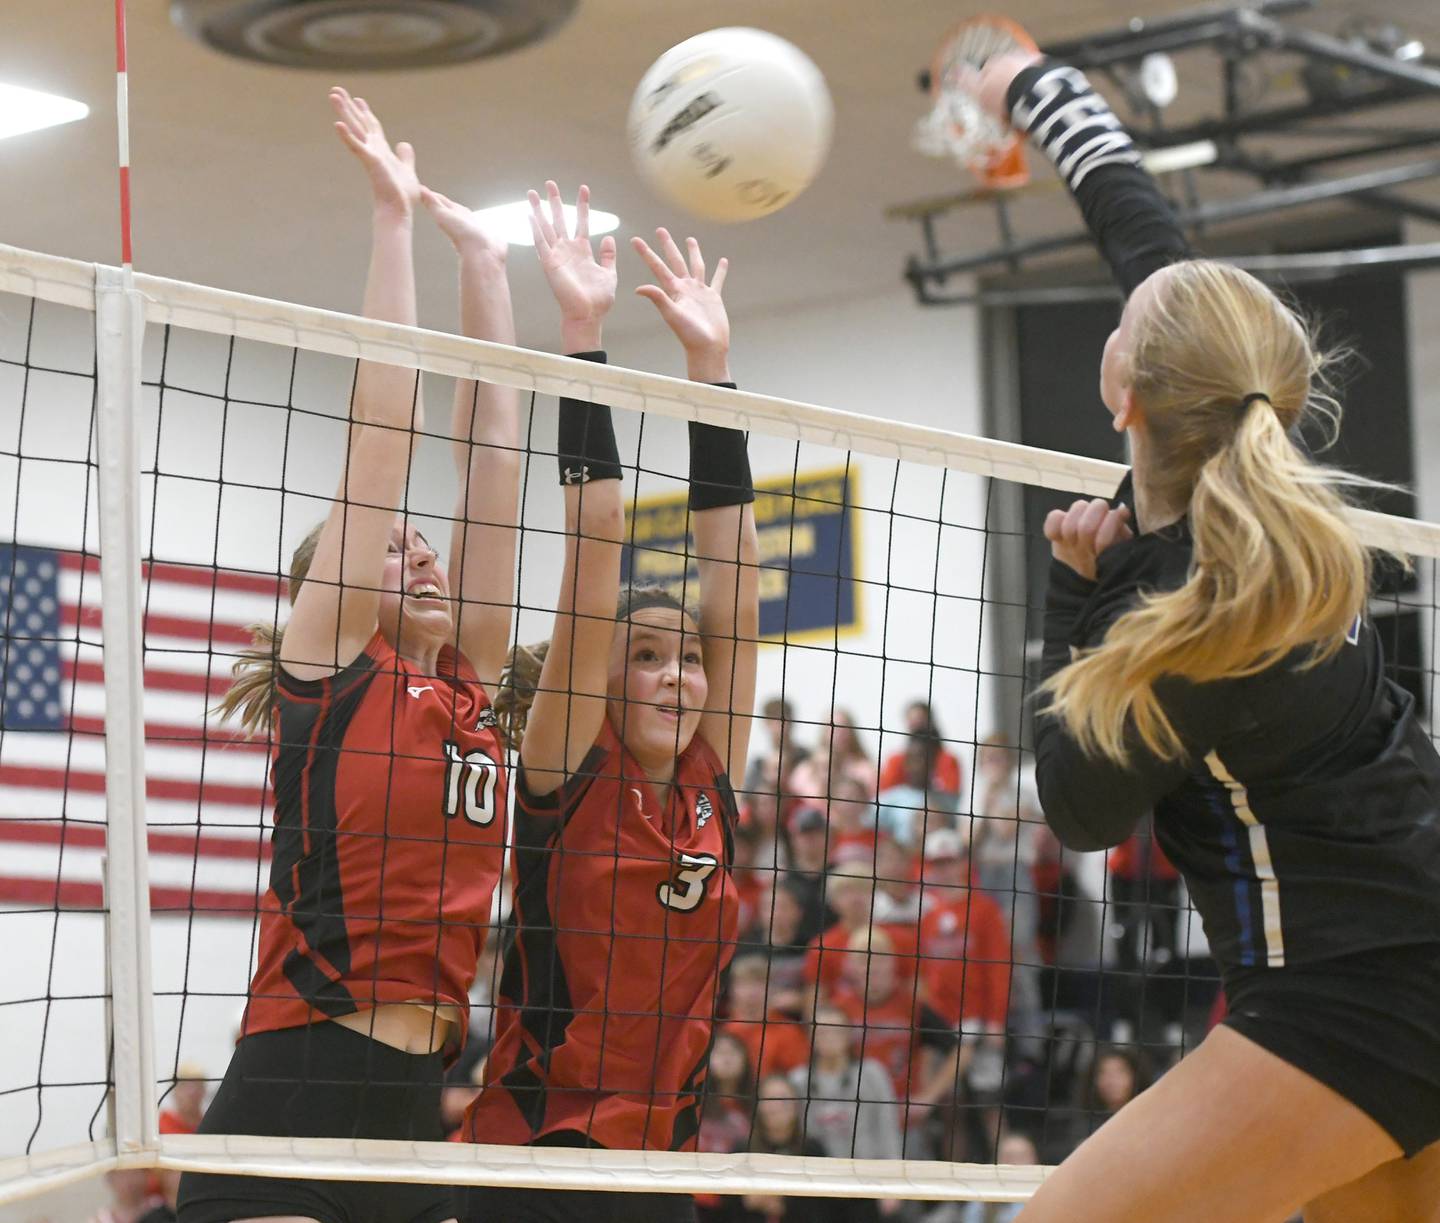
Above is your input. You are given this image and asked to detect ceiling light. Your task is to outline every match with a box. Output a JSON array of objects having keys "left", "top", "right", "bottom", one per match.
[
  {"left": 0, "top": 83, "right": 89, "bottom": 142},
  {"left": 472, "top": 200, "right": 621, "bottom": 247}
]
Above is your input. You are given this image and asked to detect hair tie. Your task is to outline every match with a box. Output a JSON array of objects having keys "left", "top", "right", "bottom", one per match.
[{"left": 1239, "top": 392, "right": 1271, "bottom": 412}]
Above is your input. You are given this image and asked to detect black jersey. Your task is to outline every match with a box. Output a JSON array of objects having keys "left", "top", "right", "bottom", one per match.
[
  {"left": 1013, "top": 62, "right": 1440, "bottom": 974},
  {"left": 1035, "top": 526, "right": 1440, "bottom": 971}
]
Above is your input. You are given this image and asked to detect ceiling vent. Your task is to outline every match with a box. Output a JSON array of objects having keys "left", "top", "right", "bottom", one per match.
[{"left": 171, "top": 0, "right": 578, "bottom": 70}]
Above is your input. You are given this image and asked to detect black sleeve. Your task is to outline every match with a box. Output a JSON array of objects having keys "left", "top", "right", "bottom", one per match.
[
  {"left": 1032, "top": 557, "right": 1228, "bottom": 851},
  {"left": 1007, "top": 61, "right": 1192, "bottom": 298}
]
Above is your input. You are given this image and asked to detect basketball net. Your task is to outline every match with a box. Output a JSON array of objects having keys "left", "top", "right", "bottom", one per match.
[{"left": 913, "top": 15, "right": 1037, "bottom": 190}]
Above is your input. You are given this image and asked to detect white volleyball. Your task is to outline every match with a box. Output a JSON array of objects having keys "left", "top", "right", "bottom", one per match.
[{"left": 627, "top": 27, "right": 834, "bottom": 223}]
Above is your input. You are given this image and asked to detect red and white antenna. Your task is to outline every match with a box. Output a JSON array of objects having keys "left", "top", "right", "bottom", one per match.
[{"left": 114, "top": 0, "right": 134, "bottom": 280}]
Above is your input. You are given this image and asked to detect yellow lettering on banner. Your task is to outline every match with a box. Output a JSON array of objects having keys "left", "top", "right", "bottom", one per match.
[
  {"left": 758, "top": 568, "right": 788, "bottom": 600},
  {"left": 633, "top": 549, "right": 692, "bottom": 579},
  {"left": 756, "top": 522, "right": 815, "bottom": 562}
]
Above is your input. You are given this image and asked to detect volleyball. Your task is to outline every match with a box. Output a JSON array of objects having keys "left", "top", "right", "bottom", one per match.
[{"left": 627, "top": 27, "right": 833, "bottom": 223}]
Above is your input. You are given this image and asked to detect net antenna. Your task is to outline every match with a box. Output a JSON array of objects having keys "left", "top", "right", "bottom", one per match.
[{"left": 913, "top": 14, "right": 1037, "bottom": 190}]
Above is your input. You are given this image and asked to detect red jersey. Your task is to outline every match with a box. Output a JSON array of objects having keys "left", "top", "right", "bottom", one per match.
[
  {"left": 878, "top": 748, "right": 963, "bottom": 797},
  {"left": 464, "top": 719, "right": 740, "bottom": 1152},
  {"left": 917, "top": 889, "right": 1011, "bottom": 1029},
  {"left": 243, "top": 631, "right": 506, "bottom": 1040}
]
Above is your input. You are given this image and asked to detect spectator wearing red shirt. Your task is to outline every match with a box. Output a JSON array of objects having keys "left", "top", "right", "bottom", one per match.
[
  {"left": 878, "top": 703, "right": 963, "bottom": 797},
  {"left": 722, "top": 954, "right": 812, "bottom": 1080},
  {"left": 916, "top": 830, "right": 1012, "bottom": 1037},
  {"left": 804, "top": 863, "right": 918, "bottom": 1003},
  {"left": 831, "top": 927, "right": 960, "bottom": 1144}
]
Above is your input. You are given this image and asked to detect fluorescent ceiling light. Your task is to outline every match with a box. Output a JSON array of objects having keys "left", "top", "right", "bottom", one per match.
[
  {"left": 0, "top": 82, "right": 89, "bottom": 142},
  {"left": 473, "top": 200, "right": 621, "bottom": 247}
]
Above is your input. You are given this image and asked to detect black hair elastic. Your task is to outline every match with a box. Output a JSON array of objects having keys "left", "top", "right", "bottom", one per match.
[
  {"left": 556, "top": 351, "right": 623, "bottom": 486},
  {"left": 1240, "top": 392, "right": 1272, "bottom": 412}
]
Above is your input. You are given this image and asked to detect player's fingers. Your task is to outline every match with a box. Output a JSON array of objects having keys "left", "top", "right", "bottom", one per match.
[
  {"left": 545, "top": 180, "right": 567, "bottom": 238},
  {"left": 527, "top": 206, "right": 550, "bottom": 255},
  {"left": 656, "top": 227, "right": 689, "bottom": 279},
  {"left": 1043, "top": 509, "right": 1067, "bottom": 543},
  {"left": 575, "top": 184, "right": 591, "bottom": 240},
  {"left": 598, "top": 234, "right": 617, "bottom": 270},
  {"left": 396, "top": 141, "right": 415, "bottom": 168},
  {"left": 1095, "top": 510, "right": 1135, "bottom": 553},
  {"left": 1059, "top": 499, "right": 1089, "bottom": 543},
  {"left": 528, "top": 189, "right": 557, "bottom": 247},
  {"left": 631, "top": 237, "right": 678, "bottom": 291},
  {"left": 686, "top": 236, "right": 706, "bottom": 283},
  {"left": 634, "top": 284, "right": 672, "bottom": 312},
  {"left": 1077, "top": 498, "right": 1111, "bottom": 543},
  {"left": 710, "top": 257, "right": 728, "bottom": 295}
]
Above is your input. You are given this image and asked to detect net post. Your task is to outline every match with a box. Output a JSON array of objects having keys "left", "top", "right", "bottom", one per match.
[{"left": 94, "top": 264, "right": 159, "bottom": 1158}]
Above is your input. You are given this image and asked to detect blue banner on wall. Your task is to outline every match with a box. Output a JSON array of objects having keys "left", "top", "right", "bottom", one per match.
[{"left": 622, "top": 467, "right": 859, "bottom": 641}]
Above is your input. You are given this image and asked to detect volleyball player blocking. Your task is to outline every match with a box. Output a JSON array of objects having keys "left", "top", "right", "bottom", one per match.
[{"left": 975, "top": 47, "right": 1440, "bottom": 1223}]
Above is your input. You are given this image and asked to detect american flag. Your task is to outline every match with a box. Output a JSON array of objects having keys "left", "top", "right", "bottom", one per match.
[{"left": 0, "top": 543, "right": 285, "bottom": 914}]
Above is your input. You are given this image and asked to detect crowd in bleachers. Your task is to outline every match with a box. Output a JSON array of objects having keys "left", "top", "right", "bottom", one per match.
[{"left": 94, "top": 696, "right": 1219, "bottom": 1223}]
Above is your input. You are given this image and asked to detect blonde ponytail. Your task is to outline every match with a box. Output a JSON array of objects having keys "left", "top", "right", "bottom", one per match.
[
  {"left": 492, "top": 640, "right": 550, "bottom": 752},
  {"left": 1043, "top": 261, "right": 1380, "bottom": 764},
  {"left": 212, "top": 522, "right": 325, "bottom": 737}
]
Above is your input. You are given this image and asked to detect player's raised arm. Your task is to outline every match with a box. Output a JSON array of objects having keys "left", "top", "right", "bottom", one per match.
[
  {"left": 281, "top": 87, "right": 423, "bottom": 681},
  {"left": 633, "top": 229, "right": 760, "bottom": 778},
  {"left": 520, "top": 182, "right": 626, "bottom": 794},
  {"left": 978, "top": 52, "right": 1191, "bottom": 297},
  {"left": 421, "top": 185, "right": 520, "bottom": 694}
]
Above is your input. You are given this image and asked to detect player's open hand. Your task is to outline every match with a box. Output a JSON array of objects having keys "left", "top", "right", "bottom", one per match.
[
  {"left": 632, "top": 229, "right": 730, "bottom": 382},
  {"left": 329, "top": 87, "right": 420, "bottom": 220},
  {"left": 1044, "top": 498, "right": 1134, "bottom": 580},
  {"left": 529, "top": 182, "right": 617, "bottom": 338},
  {"left": 420, "top": 185, "right": 507, "bottom": 263},
  {"left": 974, "top": 50, "right": 1046, "bottom": 126}
]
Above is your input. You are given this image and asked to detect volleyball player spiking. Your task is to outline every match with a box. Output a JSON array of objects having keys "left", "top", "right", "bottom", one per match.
[
  {"left": 972, "top": 50, "right": 1440, "bottom": 1223},
  {"left": 177, "top": 88, "right": 517, "bottom": 1223},
  {"left": 457, "top": 183, "right": 759, "bottom": 1223}
]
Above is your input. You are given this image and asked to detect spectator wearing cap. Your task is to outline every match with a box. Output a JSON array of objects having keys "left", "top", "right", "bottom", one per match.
[
  {"left": 878, "top": 703, "right": 963, "bottom": 797},
  {"left": 874, "top": 733, "right": 958, "bottom": 850},
  {"left": 785, "top": 803, "right": 837, "bottom": 943},
  {"left": 916, "top": 830, "right": 1011, "bottom": 1039},
  {"left": 721, "top": 954, "right": 812, "bottom": 1080},
  {"left": 803, "top": 863, "right": 918, "bottom": 1002}
]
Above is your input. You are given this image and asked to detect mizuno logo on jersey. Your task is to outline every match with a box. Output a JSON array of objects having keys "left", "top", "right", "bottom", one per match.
[
  {"left": 407, "top": 685, "right": 434, "bottom": 698},
  {"left": 696, "top": 792, "right": 713, "bottom": 829}
]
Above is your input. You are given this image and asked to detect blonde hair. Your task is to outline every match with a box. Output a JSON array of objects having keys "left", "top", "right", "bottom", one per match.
[
  {"left": 212, "top": 523, "right": 324, "bottom": 737},
  {"left": 1043, "top": 261, "right": 1378, "bottom": 764}
]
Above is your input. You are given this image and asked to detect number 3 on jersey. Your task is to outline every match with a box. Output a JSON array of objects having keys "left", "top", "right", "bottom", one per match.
[
  {"left": 443, "top": 741, "right": 499, "bottom": 827},
  {"left": 658, "top": 852, "right": 719, "bottom": 912}
]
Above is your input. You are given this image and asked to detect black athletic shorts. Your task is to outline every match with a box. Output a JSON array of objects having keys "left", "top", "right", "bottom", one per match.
[
  {"left": 456, "top": 1132, "right": 696, "bottom": 1223},
  {"left": 1222, "top": 942, "right": 1440, "bottom": 1158},
  {"left": 176, "top": 1022, "right": 454, "bottom": 1223}
]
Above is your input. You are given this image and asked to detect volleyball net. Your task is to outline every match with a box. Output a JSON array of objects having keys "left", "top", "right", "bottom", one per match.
[{"left": 1, "top": 240, "right": 1437, "bottom": 1209}]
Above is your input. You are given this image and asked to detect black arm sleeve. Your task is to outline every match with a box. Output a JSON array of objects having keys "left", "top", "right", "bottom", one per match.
[
  {"left": 1006, "top": 62, "right": 1192, "bottom": 298},
  {"left": 1032, "top": 559, "right": 1227, "bottom": 851}
]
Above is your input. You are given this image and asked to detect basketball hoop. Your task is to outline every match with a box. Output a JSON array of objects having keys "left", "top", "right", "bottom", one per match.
[{"left": 914, "top": 14, "right": 1039, "bottom": 190}]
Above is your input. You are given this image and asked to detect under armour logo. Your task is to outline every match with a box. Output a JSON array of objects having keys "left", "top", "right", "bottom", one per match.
[
  {"left": 562, "top": 465, "right": 590, "bottom": 485},
  {"left": 696, "top": 792, "right": 713, "bottom": 829},
  {"left": 632, "top": 786, "right": 652, "bottom": 819},
  {"left": 407, "top": 685, "right": 434, "bottom": 699}
]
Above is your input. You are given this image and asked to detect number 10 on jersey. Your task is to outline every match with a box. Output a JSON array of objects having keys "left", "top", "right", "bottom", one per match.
[{"left": 443, "top": 741, "right": 499, "bottom": 826}]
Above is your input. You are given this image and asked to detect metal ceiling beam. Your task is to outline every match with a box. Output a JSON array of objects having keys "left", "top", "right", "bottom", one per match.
[
  {"left": 1040, "top": 0, "right": 1311, "bottom": 63},
  {"left": 915, "top": 242, "right": 1440, "bottom": 308},
  {"left": 909, "top": 159, "right": 1440, "bottom": 284},
  {"left": 1244, "top": 15, "right": 1440, "bottom": 94}
]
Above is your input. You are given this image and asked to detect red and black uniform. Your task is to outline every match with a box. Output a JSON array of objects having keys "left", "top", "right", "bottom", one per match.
[
  {"left": 464, "top": 718, "right": 740, "bottom": 1153},
  {"left": 179, "top": 632, "right": 506, "bottom": 1223},
  {"left": 244, "top": 629, "right": 507, "bottom": 1035}
]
